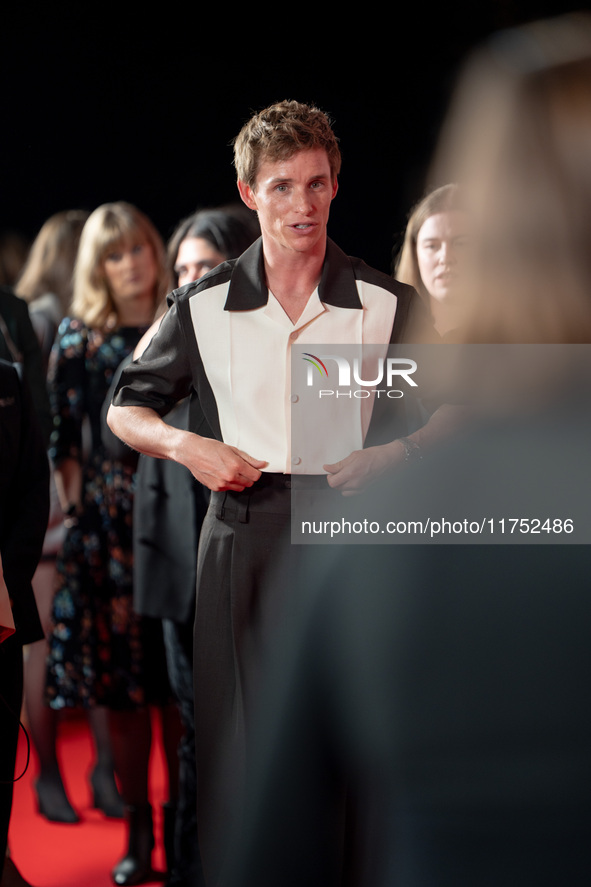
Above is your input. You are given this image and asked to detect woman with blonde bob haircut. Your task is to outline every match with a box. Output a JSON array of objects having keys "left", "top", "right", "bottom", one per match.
[
  {"left": 45, "top": 202, "right": 181, "bottom": 885},
  {"left": 71, "top": 201, "right": 169, "bottom": 330}
]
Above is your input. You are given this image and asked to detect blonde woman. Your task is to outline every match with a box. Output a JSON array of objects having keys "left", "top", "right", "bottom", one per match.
[
  {"left": 16, "top": 210, "right": 89, "bottom": 369},
  {"left": 394, "top": 183, "right": 473, "bottom": 339},
  {"left": 45, "top": 203, "right": 180, "bottom": 885}
]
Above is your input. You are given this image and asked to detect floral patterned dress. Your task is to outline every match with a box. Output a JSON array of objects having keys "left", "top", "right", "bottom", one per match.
[{"left": 45, "top": 317, "right": 167, "bottom": 710}]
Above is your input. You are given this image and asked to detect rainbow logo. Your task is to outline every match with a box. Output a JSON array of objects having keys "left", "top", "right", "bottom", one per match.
[{"left": 302, "top": 352, "right": 329, "bottom": 377}]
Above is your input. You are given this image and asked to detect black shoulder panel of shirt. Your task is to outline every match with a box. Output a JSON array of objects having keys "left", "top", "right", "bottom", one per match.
[{"left": 166, "top": 238, "right": 438, "bottom": 343}]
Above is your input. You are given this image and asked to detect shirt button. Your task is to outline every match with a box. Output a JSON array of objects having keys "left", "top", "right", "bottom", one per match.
[
  {"left": 290, "top": 331, "right": 299, "bottom": 341},
  {"left": 292, "top": 456, "right": 302, "bottom": 466},
  {"left": 290, "top": 394, "right": 299, "bottom": 403}
]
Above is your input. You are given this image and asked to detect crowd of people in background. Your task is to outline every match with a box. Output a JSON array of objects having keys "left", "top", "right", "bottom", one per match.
[
  {"left": 1, "top": 9, "right": 591, "bottom": 887},
  {"left": 0, "top": 199, "right": 259, "bottom": 887}
]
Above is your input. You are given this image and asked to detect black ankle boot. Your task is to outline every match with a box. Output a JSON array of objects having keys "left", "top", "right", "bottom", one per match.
[{"left": 111, "top": 803, "right": 164, "bottom": 886}]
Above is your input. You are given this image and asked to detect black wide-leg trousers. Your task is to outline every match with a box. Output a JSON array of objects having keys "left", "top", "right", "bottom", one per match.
[{"left": 192, "top": 477, "right": 295, "bottom": 885}]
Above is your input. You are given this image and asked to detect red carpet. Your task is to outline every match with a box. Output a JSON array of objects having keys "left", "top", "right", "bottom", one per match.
[{"left": 8, "top": 711, "right": 168, "bottom": 887}]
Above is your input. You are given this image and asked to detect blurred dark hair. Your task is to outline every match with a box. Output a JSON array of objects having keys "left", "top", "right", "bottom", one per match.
[
  {"left": 0, "top": 230, "right": 30, "bottom": 287},
  {"left": 167, "top": 204, "right": 259, "bottom": 284}
]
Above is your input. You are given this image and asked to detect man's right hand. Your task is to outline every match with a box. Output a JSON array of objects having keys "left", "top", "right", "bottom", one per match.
[
  {"left": 107, "top": 404, "right": 267, "bottom": 493},
  {"left": 181, "top": 436, "right": 267, "bottom": 492}
]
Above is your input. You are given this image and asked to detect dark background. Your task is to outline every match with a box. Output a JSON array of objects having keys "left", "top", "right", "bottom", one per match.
[{"left": 1, "top": 2, "right": 575, "bottom": 276}]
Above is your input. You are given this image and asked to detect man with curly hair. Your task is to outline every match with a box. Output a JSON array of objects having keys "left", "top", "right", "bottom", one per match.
[{"left": 108, "top": 100, "right": 438, "bottom": 882}]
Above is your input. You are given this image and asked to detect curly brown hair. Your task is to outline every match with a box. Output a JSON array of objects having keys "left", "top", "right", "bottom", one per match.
[{"left": 232, "top": 99, "right": 341, "bottom": 189}]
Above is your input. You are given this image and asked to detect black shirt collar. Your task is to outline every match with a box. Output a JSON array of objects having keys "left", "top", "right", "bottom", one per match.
[{"left": 224, "top": 237, "right": 363, "bottom": 311}]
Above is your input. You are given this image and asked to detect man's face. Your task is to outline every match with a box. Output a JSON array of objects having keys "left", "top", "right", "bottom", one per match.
[{"left": 238, "top": 148, "right": 338, "bottom": 260}]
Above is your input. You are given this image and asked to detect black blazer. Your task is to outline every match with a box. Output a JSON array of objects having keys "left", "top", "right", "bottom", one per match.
[
  {"left": 0, "top": 360, "right": 48, "bottom": 644},
  {"left": 0, "top": 286, "right": 52, "bottom": 446},
  {"left": 132, "top": 395, "right": 209, "bottom": 623},
  {"left": 102, "top": 356, "right": 209, "bottom": 623}
]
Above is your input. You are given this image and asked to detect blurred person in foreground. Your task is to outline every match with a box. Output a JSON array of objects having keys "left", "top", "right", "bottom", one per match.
[
  {"left": 0, "top": 243, "right": 53, "bottom": 886},
  {"left": 224, "top": 12, "right": 591, "bottom": 887},
  {"left": 0, "top": 360, "right": 49, "bottom": 887}
]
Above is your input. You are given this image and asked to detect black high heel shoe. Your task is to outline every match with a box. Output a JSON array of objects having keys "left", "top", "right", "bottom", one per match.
[
  {"left": 90, "top": 766, "right": 125, "bottom": 819},
  {"left": 34, "top": 775, "right": 79, "bottom": 824}
]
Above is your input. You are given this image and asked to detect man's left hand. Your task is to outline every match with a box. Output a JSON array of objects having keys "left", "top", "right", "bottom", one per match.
[{"left": 323, "top": 440, "right": 407, "bottom": 495}]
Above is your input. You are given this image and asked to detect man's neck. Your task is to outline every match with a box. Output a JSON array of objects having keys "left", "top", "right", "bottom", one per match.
[{"left": 262, "top": 239, "right": 326, "bottom": 324}]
